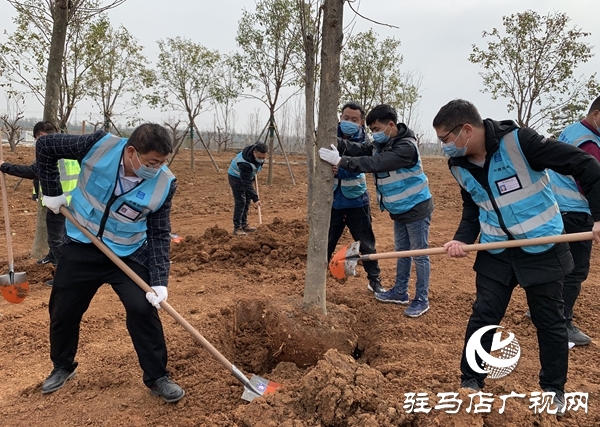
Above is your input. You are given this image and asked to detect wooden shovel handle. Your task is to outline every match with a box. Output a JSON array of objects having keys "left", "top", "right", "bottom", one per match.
[
  {"left": 59, "top": 206, "right": 235, "bottom": 372},
  {"left": 255, "top": 175, "right": 262, "bottom": 225},
  {"left": 363, "top": 231, "right": 594, "bottom": 261},
  {"left": 0, "top": 145, "right": 14, "bottom": 269}
]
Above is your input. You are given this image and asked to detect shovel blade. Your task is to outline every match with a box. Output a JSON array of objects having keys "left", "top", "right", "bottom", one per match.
[
  {"left": 241, "top": 375, "right": 282, "bottom": 402},
  {"left": 0, "top": 271, "right": 28, "bottom": 304},
  {"left": 329, "top": 241, "right": 361, "bottom": 280}
]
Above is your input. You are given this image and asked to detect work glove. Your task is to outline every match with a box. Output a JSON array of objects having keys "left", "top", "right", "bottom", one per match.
[
  {"left": 146, "top": 285, "right": 168, "bottom": 309},
  {"left": 43, "top": 194, "right": 68, "bottom": 214},
  {"left": 318, "top": 144, "right": 341, "bottom": 166}
]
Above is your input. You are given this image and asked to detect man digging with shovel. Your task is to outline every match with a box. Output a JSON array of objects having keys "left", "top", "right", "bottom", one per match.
[{"left": 36, "top": 124, "right": 185, "bottom": 403}]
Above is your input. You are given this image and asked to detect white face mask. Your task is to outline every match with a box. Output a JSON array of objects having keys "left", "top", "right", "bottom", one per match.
[{"left": 594, "top": 118, "right": 600, "bottom": 134}]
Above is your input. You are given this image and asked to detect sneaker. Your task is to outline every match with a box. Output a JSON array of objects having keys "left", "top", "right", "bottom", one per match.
[
  {"left": 46, "top": 279, "right": 54, "bottom": 287},
  {"left": 367, "top": 278, "right": 386, "bottom": 293},
  {"left": 150, "top": 376, "right": 185, "bottom": 403},
  {"left": 37, "top": 254, "right": 52, "bottom": 265},
  {"left": 404, "top": 299, "right": 430, "bottom": 318},
  {"left": 42, "top": 368, "right": 76, "bottom": 394},
  {"left": 233, "top": 228, "right": 247, "bottom": 236},
  {"left": 524, "top": 310, "right": 531, "bottom": 319},
  {"left": 566, "top": 322, "right": 591, "bottom": 346},
  {"left": 242, "top": 225, "right": 257, "bottom": 233},
  {"left": 460, "top": 378, "right": 481, "bottom": 392},
  {"left": 374, "top": 289, "right": 410, "bottom": 304},
  {"left": 543, "top": 389, "right": 566, "bottom": 416}
]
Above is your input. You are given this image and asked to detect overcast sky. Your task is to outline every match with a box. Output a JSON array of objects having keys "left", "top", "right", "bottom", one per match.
[{"left": 1, "top": 0, "right": 599, "bottom": 139}]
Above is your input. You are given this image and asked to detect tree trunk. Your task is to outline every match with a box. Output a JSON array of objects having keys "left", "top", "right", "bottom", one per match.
[
  {"left": 304, "top": 32, "right": 317, "bottom": 217},
  {"left": 303, "top": 0, "right": 343, "bottom": 314},
  {"left": 33, "top": 0, "right": 69, "bottom": 259}
]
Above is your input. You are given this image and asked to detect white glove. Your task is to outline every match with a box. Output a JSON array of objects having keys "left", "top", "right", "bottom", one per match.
[
  {"left": 43, "top": 194, "right": 68, "bottom": 214},
  {"left": 318, "top": 144, "right": 341, "bottom": 166},
  {"left": 146, "top": 286, "right": 168, "bottom": 309}
]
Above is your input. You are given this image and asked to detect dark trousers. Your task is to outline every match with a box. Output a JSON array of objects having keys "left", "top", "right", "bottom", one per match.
[
  {"left": 228, "top": 175, "right": 252, "bottom": 229},
  {"left": 50, "top": 242, "right": 168, "bottom": 387},
  {"left": 46, "top": 210, "right": 66, "bottom": 266},
  {"left": 460, "top": 273, "right": 568, "bottom": 392},
  {"left": 562, "top": 212, "right": 593, "bottom": 321},
  {"left": 327, "top": 205, "right": 380, "bottom": 280}
]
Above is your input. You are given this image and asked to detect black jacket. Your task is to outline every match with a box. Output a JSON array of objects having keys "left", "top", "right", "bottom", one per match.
[
  {"left": 0, "top": 161, "right": 37, "bottom": 180},
  {"left": 233, "top": 144, "right": 262, "bottom": 203},
  {"left": 450, "top": 119, "right": 600, "bottom": 286}
]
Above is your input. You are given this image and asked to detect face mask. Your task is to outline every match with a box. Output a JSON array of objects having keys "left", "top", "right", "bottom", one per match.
[
  {"left": 131, "top": 151, "right": 161, "bottom": 180},
  {"left": 256, "top": 159, "right": 265, "bottom": 164},
  {"left": 372, "top": 123, "right": 391, "bottom": 144},
  {"left": 340, "top": 121, "right": 360, "bottom": 136},
  {"left": 442, "top": 141, "right": 467, "bottom": 157},
  {"left": 594, "top": 118, "right": 600, "bottom": 134}
]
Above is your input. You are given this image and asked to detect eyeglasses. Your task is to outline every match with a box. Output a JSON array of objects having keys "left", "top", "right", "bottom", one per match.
[
  {"left": 136, "top": 151, "right": 168, "bottom": 169},
  {"left": 438, "top": 124, "right": 464, "bottom": 144}
]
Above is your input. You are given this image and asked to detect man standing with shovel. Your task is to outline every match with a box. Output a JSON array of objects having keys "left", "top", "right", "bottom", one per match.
[
  {"left": 36, "top": 124, "right": 185, "bottom": 403},
  {"left": 433, "top": 99, "right": 600, "bottom": 415}
]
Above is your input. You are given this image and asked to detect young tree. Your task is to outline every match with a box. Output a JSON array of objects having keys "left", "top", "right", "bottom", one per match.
[
  {"left": 340, "top": 29, "right": 421, "bottom": 117},
  {"left": 469, "top": 10, "right": 598, "bottom": 130},
  {"left": 0, "top": 94, "right": 26, "bottom": 151},
  {"left": 152, "top": 36, "right": 221, "bottom": 171},
  {"left": 235, "top": 0, "right": 302, "bottom": 184},
  {"left": 303, "top": 0, "right": 343, "bottom": 314},
  {"left": 210, "top": 55, "right": 241, "bottom": 153},
  {"left": 84, "top": 20, "right": 153, "bottom": 133}
]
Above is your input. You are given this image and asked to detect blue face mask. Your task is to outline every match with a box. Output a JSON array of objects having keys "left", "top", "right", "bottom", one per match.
[
  {"left": 256, "top": 159, "right": 265, "bottom": 164},
  {"left": 442, "top": 141, "right": 468, "bottom": 158},
  {"left": 340, "top": 121, "right": 360, "bottom": 137},
  {"left": 372, "top": 123, "right": 391, "bottom": 144},
  {"left": 132, "top": 151, "right": 161, "bottom": 180}
]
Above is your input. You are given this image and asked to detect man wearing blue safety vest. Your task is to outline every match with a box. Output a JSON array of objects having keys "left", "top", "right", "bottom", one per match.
[
  {"left": 433, "top": 99, "right": 600, "bottom": 416},
  {"left": 227, "top": 142, "right": 267, "bottom": 236},
  {"left": 327, "top": 102, "right": 383, "bottom": 294},
  {"left": 319, "top": 104, "right": 434, "bottom": 318},
  {"left": 545, "top": 96, "right": 600, "bottom": 346},
  {"left": 35, "top": 124, "right": 185, "bottom": 403}
]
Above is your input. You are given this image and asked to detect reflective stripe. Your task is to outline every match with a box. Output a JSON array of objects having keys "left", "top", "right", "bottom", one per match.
[
  {"left": 376, "top": 168, "right": 422, "bottom": 185},
  {"left": 381, "top": 179, "right": 429, "bottom": 204},
  {"left": 506, "top": 203, "right": 560, "bottom": 236}
]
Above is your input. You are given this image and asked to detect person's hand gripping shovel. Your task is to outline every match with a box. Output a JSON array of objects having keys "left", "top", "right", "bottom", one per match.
[
  {"left": 59, "top": 206, "right": 281, "bottom": 401},
  {"left": 0, "top": 144, "right": 28, "bottom": 304}
]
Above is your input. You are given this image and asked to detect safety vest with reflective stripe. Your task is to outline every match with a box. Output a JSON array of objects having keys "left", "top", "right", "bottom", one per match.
[
  {"left": 548, "top": 122, "right": 599, "bottom": 214},
  {"left": 450, "top": 130, "right": 563, "bottom": 254},
  {"left": 66, "top": 134, "right": 175, "bottom": 257},
  {"left": 333, "top": 174, "right": 367, "bottom": 199},
  {"left": 37, "top": 159, "right": 80, "bottom": 205},
  {"left": 228, "top": 152, "right": 262, "bottom": 178},
  {"left": 373, "top": 139, "right": 431, "bottom": 215}
]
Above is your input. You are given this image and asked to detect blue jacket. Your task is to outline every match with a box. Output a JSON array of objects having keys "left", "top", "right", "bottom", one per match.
[
  {"left": 67, "top": 134, "right": 175, "bottom": 257},
  {"left": 548, "top": 121, "right": 600, "bottom": 214},
  {"left": 333, "top": 124, "right": 369, "bottom": 209},
  {"left": 451, "top": 129, "right": 563, "bottom": 253}
]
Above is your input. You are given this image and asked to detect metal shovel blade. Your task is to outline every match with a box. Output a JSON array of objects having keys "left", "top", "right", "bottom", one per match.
[
  {"left": 241, "top": 374, "right": 282, "bottom": 402},
  {"left": 0, "top": 270, "right": 28, "bottom": 304},
  {"left": 329, "top": 241, "right": 361, "bottom": 280}
]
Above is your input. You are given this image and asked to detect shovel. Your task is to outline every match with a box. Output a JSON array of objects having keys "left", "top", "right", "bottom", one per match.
[
  {"left": 330, "top": 232, "right": 595, "bottom": 280},
  {"left": 0, "top": 145, "right": 28, "bottom": 304},
  {"left": 59, "top": 206, "right": 280, "bottom": 402}
]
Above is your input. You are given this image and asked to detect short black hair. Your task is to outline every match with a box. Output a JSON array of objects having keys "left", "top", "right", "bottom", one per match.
[
  {"left": 588, "top": 96, "right": 600, "bottom": 114},
  {"left": 366, "top": 104, "right": 397, "bottom": 127},
  {"left": 341, "top": 102, "right": 365, "bottom": 119},
  {"left": 33, "top": 121, "right": 58, "bottom": 138},
  {"left": 253, "top": 142, "right": 268, "bottom": 153},
  {"left": 127, "top": 123, "right": 172, "bottom": 155},
  {"left": 432, "top": 99, "right": 484, "bottom": 131}
]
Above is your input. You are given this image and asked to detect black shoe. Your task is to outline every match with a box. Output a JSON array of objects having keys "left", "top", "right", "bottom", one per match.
[
  {"left": 242, "top": 225, "right": 257, "bottom": 233},
  {"left": 42, "top": 368, "right": 76, "bottom": 394},
  {"left": 233, "top": 228, "right": 247, "bottom": 236},
  {"left": 37, "top": 255, "right": 52, "bottom": 265},
  {"left": 566, "top": 322, "right": 591, "bottom": 346},
  {"left": 460, "top": 378, "right": 481, "bottom": 392},
  {"left": 46, "top": 279, "right": 54, "bottom": 287},
  {"left": 150, "top": 376, "right": 185, "bottom": 403},
  {"left": 367, "top": 278, "right": 386, "bottom": 293}
]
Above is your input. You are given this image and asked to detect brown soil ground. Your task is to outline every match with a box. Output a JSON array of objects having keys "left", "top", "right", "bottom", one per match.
[{"left": 0, "top": 147, "right": 599, "bottom": 427}]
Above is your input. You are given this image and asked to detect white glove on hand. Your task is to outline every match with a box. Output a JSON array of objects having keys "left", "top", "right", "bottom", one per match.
[
  {"left": 318, "top": 144, "right": 341, "bottom": 166},
  {"left": 146, "top": 286, "right": 168, "bottom": 309},
  {"left": 43, "top": 194, "right": 68, "bottom": 214}
]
